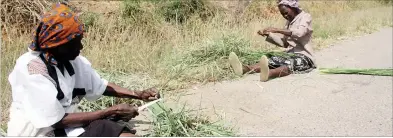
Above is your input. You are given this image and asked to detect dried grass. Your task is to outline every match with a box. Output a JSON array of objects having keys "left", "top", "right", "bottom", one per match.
[{"left": 1, "top": 0, "right": 49, "bottom": 30}]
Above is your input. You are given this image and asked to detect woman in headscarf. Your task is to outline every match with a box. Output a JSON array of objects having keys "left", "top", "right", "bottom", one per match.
[
  {"left": 228, "top": 0, "right": 316, "bottom": 82},
  {"left": 7, "top": 3, "right": 158, "bottom": 137}
]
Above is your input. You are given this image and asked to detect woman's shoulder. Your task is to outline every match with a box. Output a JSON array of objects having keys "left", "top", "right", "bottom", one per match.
[
  {"left": 14, "top": 51, "right": 41, "bottom": 67},
  {"left": 71, "top": 55, "right": 93, "bottom": 68},
  {"left": 300, "top": 11, "right": 312, "bottom": 20},
  {"left": 73, "top": 55, "right": 90, "bottom": 63}
]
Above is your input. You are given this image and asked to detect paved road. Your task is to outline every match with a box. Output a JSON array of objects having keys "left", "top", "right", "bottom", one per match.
[{"left": 175, "top": 28, "right": 393, "bottom": 136}]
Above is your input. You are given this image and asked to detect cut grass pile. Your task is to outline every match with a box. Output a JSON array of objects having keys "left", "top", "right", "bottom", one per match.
[
  {"left": 319, "top": 68, "right": 393, "bottom": 76},
  {"left": 146, "top": 102, "right": 235, "bottom": 137}
]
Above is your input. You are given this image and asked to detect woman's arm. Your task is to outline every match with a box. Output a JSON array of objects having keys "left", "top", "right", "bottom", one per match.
[
  {"left": 103, "top": 82, "right": 141, "bottom": 99},
  {"left": 263, "top": 27, "right": 292, "bottom": 36},
  {"left": 259, "top": 29, "right": 290, "bottom": 48},
  {"left": 271, "top": 28, "right": 292, "bottom": 36},
  {"left": 103, "top": 82, "right": 158, "bottom": 101},
  {"left": 53, "top": 104, "right": 138, "bottom": 128},
  {"left": 53, "top": 109, "right": 112, "bottom": 128}
]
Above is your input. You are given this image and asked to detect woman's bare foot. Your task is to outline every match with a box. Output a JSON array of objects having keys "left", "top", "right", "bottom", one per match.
[
  {"left": 259, "top": 55, "right": 270, "bottom": 82},
  {"left": 228, "top": 52, "right": 243, "bottom": 75}
]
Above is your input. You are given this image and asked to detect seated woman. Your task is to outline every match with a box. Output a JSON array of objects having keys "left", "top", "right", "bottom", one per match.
[
  {"left": 229, "top": 0, "right": 316, "bottom": 82},
  {"left": 7, "top": 3, "right": 158, "bottom": 137}
]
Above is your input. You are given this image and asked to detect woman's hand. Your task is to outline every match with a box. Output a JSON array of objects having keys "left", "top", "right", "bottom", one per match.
[
  {"left": 257, "top": 30, "right": 268, "bottom": 36},
  {"left": 137, "top": 88, "right": 159, "bottom": 102},
  {"left": 263, "top": 27, "right": 277, "bottom": 34},
  {"left": 258, "top": 27, "right": 277, "bottom": 36},
  {"left": 108, "top": 104, "right": 139, "bottom": 122}
]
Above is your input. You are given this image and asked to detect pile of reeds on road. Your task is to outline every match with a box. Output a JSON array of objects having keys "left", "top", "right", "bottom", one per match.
[{"left": 319, "top": 68, "right": 393, "bottom": 76}]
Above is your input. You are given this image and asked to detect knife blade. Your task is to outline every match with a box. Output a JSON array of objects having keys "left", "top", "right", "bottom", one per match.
[{"left": 138, "top": 98, "right": 163, "bottom": 112}]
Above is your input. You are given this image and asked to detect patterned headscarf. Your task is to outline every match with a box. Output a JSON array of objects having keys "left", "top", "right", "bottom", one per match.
[
  {"left": 29, "top": 2, "right": 84, "bottom": 65},
  {"left": 278, "top": 0, "right": 300, "bottom": 9}
]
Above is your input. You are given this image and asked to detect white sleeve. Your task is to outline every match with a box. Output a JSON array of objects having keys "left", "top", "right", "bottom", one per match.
[
  {"left": 83, "top": 68, "right": 108, "bottom": 101},
  {"left": 76, "top": 56, "right": 108, "bottom": 101},
  {"left": 22, "top": 74, "right": 65, "bottom": 128}
]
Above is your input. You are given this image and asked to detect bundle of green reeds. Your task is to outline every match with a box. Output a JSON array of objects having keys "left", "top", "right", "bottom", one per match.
[{"left": 319, "top": 68, "right": 393, "bottom": 76}]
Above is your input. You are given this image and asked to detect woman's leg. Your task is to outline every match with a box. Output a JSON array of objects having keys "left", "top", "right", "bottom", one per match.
[
  {"left": 260, "top": 53, "right": 317, "bottom": 81},
  {"left": 246, "top": 63, "right": 291, "bottom": 81},
  {"left": 245, "top": 64, "right": 260, "bottom": 73},
  {"left": 229, "top": 52, "right": 263, "bottom": 75},
  {"left": 228, "top": 52, "right": 292, "bottom": 81},
  {"left": 258, "top": 55, "right": 291, "bottom": 81},
  {"left": 267, "top": 66, "right": 291, "bottom": 78}
]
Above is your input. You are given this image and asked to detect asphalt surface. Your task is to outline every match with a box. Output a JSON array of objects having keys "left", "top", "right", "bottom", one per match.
[{"left": 175, "top": 28, "right": 393, "bottom": 136}]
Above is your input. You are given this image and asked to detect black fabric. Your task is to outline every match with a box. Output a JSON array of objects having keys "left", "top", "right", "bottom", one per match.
[
  {"left": 39, "top": 53, "right": 65, "bottom": 100},
  {"left": 72, "top": 88, "right": 86, "bottom": 99},
  {"left": 114, "top": 120, "right": 137, "bottom": 134},
  {"left": 54, "top": 120, "right": 135, "bottom": 137},
  {"left": 53, "top": 128, "right": 67, "bottom": 137},
  {"left": 57, "top": 61, "right": 75, "bottom": 76},
  {"left": 53, "top": 114, "right": 69, "bottom": 137},
  {"left": 267, "top": 53, "right": 315, "bottom": 74},
  {"left": 39, "top": 53, "right": 76, "bottom": 100},
  {"left": 79, "top": 120, "right": 126, "bottom": 137}
]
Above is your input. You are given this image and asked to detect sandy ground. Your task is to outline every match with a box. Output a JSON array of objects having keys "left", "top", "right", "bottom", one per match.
[{"left": 163, "top": 28, "right": 392, "bottom": 136}]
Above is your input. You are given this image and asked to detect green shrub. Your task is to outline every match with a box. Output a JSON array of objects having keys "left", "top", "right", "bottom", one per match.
[
  {"left": 80, "top": 12, "right": 99, "bottom": 30},
  {"left": 121, "top": 0, "right": 161, "bottom": 27},
  {"left": 160, "top": 0, "right": 216, "bottom": 24},
  {"left": 121, "top": 0, "right": 143, "bottom": 20}
]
